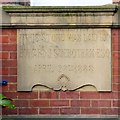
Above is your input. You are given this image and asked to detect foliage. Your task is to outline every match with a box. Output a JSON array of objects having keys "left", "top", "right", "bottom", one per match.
[{"left": 0, "top": 94, "right": 15, "bottom": 109}]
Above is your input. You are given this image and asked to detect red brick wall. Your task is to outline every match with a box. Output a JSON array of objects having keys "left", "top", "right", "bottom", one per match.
[
  {"left": 1, "top": 29, "right": 119, "bottom": 116},
  {"left": 113, "top": 0, "right": 120, "bottom": 3},
  {"left": 0, "top": 0, "right": 30, "bottom": 6},
  {"left": 0, "top": 0, "right": 29, "bottom": 2}
]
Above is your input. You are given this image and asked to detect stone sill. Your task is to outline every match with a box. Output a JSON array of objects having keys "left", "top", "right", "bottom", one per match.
[
  {"left": 1, "top": 24, "right": 117, "bottom": 29},
  {"left": 2, "top": 115, "right": 119, "bottom": 120},
  {"left": 2, "top": 5, "right": 117, "bottom": 13}
]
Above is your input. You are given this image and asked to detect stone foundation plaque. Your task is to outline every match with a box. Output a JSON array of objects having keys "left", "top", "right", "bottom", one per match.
[{"left": 17, "top": 29, "right": 111, "bottom": 91}]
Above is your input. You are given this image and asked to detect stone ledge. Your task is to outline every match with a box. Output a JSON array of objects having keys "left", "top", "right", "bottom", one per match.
[
  {"left": 1, "top": 5, "right": 118, "bottom": 26},
  {"left": 2, "top": 115, "right": 119, "bottom": 120},
  {"left": 1, "top": 24, "right": 115, "bottom": 29},
  {"left": 2, "top": 5, "right": 117, "bottom": 13}
]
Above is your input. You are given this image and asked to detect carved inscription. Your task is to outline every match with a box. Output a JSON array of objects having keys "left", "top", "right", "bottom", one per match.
[
  {"left": 17, "top": 29, "right": 111, "bottom": 91},
  {"left": 34, "top": 64, "right": 94, "bottom": 73},
  {"left": 20, "top": 48, "right": 110, "bottom": 58}
]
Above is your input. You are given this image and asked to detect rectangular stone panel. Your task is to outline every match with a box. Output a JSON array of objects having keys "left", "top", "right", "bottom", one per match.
[{"left": 17, "top": 29, "right": 111, "bottom": 91}]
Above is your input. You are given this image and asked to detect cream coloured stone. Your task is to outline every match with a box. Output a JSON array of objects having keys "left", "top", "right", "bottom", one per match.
[
  {"left": 17, "top": 29, "right": 111, "bottom": 91},
  {"left": 10, "top": 13, "right": 113, "bottom": 25}
]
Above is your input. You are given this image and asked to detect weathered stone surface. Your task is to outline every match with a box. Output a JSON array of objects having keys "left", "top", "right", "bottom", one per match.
[
  {"left": 2, "top": 6, "right": 117, "bottom": 28},
  {"left": 17, "top": 29, "right": 111, "bottom": 91},
  {"left": 10, "top": 13, "right": 113, "bottom": 25}
]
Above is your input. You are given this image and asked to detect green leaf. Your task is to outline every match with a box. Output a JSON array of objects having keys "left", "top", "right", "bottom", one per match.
[
  {"left": 0, "top": 100, "right": 15, "bottom": 109},
  {"left": 0, "top": 94, "right": 15, "bottom": 109},
  {"left": 0, "top": 94, "right": 7, "bottom": 100}
]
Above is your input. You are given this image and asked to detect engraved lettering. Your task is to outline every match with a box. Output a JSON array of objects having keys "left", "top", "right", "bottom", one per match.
[
  {"left": 19, "top": 48, "right": 110, "bottom": 59},
  {"left": 34, "top": 64, "right": 94, "bottom": 73}
]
